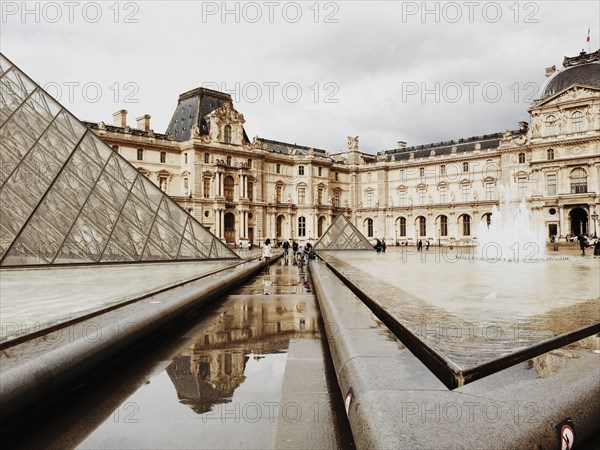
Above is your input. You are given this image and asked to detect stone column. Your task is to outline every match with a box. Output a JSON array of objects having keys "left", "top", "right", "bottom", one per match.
[
  {"left": 215, "top": 208, "right": 220, "bottom": 238},
  {"left": 220, "top": 210, "right": 225, "bottom": 238}
]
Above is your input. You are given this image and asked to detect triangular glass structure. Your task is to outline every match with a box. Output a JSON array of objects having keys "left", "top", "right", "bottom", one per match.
[
  {"left": 314, "top": 214, "right": 373, "bottom": 251},
  {"left": 0, "top": 53, "right": 238, "bottom": 265}
]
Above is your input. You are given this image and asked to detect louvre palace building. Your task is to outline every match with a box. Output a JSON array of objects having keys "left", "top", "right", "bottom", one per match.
[{"left": 83, "top": 50, "right": 600, "bottom": 246}]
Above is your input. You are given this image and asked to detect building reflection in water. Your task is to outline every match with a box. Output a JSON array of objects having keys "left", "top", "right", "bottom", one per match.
[{"left": 166, "top": 277, "right": 320, "bottom": 415}]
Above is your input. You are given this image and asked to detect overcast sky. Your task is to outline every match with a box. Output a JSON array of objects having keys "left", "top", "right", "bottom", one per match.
[{"left": 2, "top": 1, "right": 598, "bottom": 154}]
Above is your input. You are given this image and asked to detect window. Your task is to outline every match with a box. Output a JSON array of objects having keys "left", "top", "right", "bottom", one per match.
[
  {"left": 276, "top": 163, "right": 281, "bottom": 174},
  {"left": 400, "top": 169, "right": 405, "bottom": 182},
  {"left": 366, "top": 190, "right": 374, "bottom": 208},
  {"left": 247, "top": 181, "right": 253, "bottom": 200},
  {"left": 160, "top": 152, "right": 166, "bottom": 163},
  {"left": 399, "top": 217, "right": 406, "bottom": 237},
  {"left": 440, "top": 216, "right": 448, "bottom": 236},
  {"left": 203, "top": 178, "right": 211, "bottom": 198},
  {"left": 333, "top": 191, "right": 340, "bottom": 207},
  {"left": 418, "top": 216, "right": 426, "bottom": 236},
  {"left": 439, "top": 186, "right": 447, "bottom": 203},
  {"left": 276, "top": 215, "right": 284, "bottom": 238},
  {"left": 298, "top": 216, "right": 306, "bottom": 237},
  {"left": 440, "top": 165, "right": 446, "bottom": 176},
  {"left": 572, "top": 111, "right": 584, "bottom": 132},
  {"left": 547, "top": 173, "right": 557, "bottom": 196},
  {"left": 366, "top": 218, "right": 374, "bottom": 237},
  {"left": 485, "top": 182, "right": 494, "bottom": 201},
  {"left": 518, "top": 152, "right": 525, "bottom": 164},
  {"left": 159, "top": 177, "right": 168, "bottom": 192},
  {"left": 204, "top": 152, "right": 210, "bottom": 164},
  {"left": 334, "top": 172, "right": 339, "bottom": 181},
  {"left": 276, "top": 185, "right": 283, "bottom": 203},
  {"left": 224, "top": 176, "right": 235, "bottom": 201},
  {"left": 399, "top": 190, "right": 406, "bottom": 206},
  {"left": 546, "top": 115, "right": 557, "bottom": 135},
  {"left": 224, "top": 125, "right": 232, "bottom": 143},
  {"left": 226, "top": 156, "right": 232, "bottom": 166},
  {"left": 570, "top": 168, "right": 588, "bottom": 194},
  {"left": 462, "top": 215, "right": 471, "bottom": 236},
  {"left": 418, "top": 188, "right": 426, "bottom": 205},
  {"left": 298, "top": 166, "right": 305, "bottom": 176},
  {"left": 547, "top": 148, "right": 554, "bottom": 160},
  {"left": 247, "top": 158, "right": 252, "bottom": 168},
  {"left": 419, "top": 167, "right": 425, "bottom": 178},
  {"left": 298, "top": 187, "right": 306, "bottom": 204},
  {"left": 518, "top": 176, "right": 527, "bottom": 199},
  {"left": 137, "top": 148, "right": 143, "bottom": 161},
  {"left": 184, "top": 152, "right": 189, "bottom": 164},
  {"left": 483, "top": 213, "right": 492, "bottom": 228},
  {"left": 183, "top": 177, "right": 189, "bottom": 195},
  {"left": 461, "top": 184, "right": 470, "bottom": 202},
  {"left": 318, "top": 167, "right": 322, "bottom": 176},
  {"left": 463, "top": 162, "right": 469, "bottom": 172},
  {"left": 317, "top": 188, "right": 323, "bottom": 204}
]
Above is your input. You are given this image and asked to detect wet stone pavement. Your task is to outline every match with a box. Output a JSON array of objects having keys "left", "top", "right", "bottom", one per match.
[{"left": 4, "top": 258, "right": 353, "bottom": 449}]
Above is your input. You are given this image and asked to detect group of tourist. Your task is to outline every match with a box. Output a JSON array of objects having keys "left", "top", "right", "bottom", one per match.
[
  {"left": 261, "top": 239, "right": 315, "bottom": 264},
  {"left": 577, "top": 234, "right": 600, "bottom": 256},
  {"left": 374, "top": 238, "right": 386, "bottom": 252}
]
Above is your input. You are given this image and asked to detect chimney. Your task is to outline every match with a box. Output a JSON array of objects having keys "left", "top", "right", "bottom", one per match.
[
  {"left": 397, "top": 140, "right": 407, "bottom": 150},
  {"left": 112, "top": 109, "right": 127, "bottom": 128},
  {"left": 519, "top": 121, "right": 529, "bottom": 131},
  {"left": 545, "top": 65, "right": 556, "bottom": 77},
  {"left": 136, "top": 114, "right": 151, "bottom": 131}
]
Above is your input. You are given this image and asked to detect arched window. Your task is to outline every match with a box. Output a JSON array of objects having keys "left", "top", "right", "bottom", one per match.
[
  {"left": 160, "top": 152, "right": 166, "bottom": 163},
  {"left": 226, "top": 156, "right": 232, "bottom": 166},
  {"left": 547, "top": 148, "right": 554, "bottom": 160},
  {"left": 570, "top": 168, "right": 588, "bottom": 194},
  {"left": 399, "top": 217, "right": 406, "bottom": 237},
  {"left": 546, "top": 115, "right": 557, "bottom": 135},
  {"left": 571, "top": 111, "right": 584, "bottom": 132},
  {"left": 399, "top": 169, "right": 405, "bottom": 181},
  {"left": 418, "top": 216, "right": 427, "bottom": 236},
  {"left": 518, "top": 152, "right": 525, "bottom": 164},
  {"left": 224, "top": 175, "right": 235, "bottom": 201},
  {"left": 137, "top": 148, "right": 144, "bottom": 161},
  {"left": 463, "top": 162, "right": 469, "bottom": 172},
  {"left": 224, "top": 125, "right": 232, "bottom": 143},
  {"left": 439, "top": 215, "right": 448, "bottom": 236},
  {"left": 298, "top": 216, "right": 306, "bottom": 237},
  {"left": 482, "top": 213, "right": 492, "bottom": 228},
  {"left": 366, "top": 218, "right": 374, "bottom": 237},
  {"left": 461, "top": 214, "right": 471, "bottom": 236}
]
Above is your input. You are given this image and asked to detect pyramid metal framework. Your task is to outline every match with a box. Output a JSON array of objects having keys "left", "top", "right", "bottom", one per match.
[
  {"left": 314, "top": 214, "right": 374, "bottom": 251},
  {"left": 0, "top": 54, "right": 238, "bottom": 266}
]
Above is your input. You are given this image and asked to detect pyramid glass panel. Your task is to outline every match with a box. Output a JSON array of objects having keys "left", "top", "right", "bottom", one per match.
[
  {"left": 314, "top": 214, "right": 374, "bottom": 251},
  {"left": 0, "top": 53, "right": 238, "bottom": 265}
]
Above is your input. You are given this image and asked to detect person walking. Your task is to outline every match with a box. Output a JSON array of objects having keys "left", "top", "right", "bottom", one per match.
[
  {"left": 381, "top": 238, "right": 386, "bottom": 253},
  {"left": 262, "top": 238, "right": 272, "bottom": 261},
  {"left": 593, "top": 239, "right": 600, "bottom": 257},
  {"left": 577, "top": 234, "right": 587, "bottom": 255},
  {"left": 375, "top": 238, "right": 382, "bottom": 252},
  {"left": 282, "top": 240, "right": 290, "bottom": 262},
  {"left": 425, "top": 240, "right": 430, "bottom": 251},
  {"left": 417, "top": 240, "right": 423, "bottom": 252}
]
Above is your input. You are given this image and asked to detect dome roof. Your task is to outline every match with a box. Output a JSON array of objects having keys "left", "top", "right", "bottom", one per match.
[{"left": 541, "top": 50, "right": 600, "bottom": 99}]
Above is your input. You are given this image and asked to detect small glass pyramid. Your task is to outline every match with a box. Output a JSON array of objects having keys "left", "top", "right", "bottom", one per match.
[
  {"left": 0, "top": 53, "right": 238, "bottom": 265},
  {"left": 314, "top": 214, "right": 374, "bottom": 251}
]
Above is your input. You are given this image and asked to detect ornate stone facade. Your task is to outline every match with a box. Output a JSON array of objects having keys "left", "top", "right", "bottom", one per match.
[{"left": 85, "top": 51, "right": 600, "bottom": 245}]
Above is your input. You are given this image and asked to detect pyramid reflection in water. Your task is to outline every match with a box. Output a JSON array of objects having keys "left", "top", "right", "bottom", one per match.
[
  {"left": 314, "top": 214, "right": 373, "bottom": 251},
  {"left": 0, "top": 53, "right": 238, "bottom": 265}
]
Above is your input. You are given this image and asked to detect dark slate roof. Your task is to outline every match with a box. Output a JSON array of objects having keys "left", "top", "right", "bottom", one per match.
[
  {"left": 542, "top": 62, "right": 600, "bottom": 99},
  {"left": 82, "top": 121, "right": 172, "bottom": 140},
  {"left": 377, "top": 129, "right": 525, "bottom": 162},
  {"left": 257, "top": 138, "right": 328, "bottom": 156},
  {"left": 165, "top": 87, "right": 233, "bottom": 142}
]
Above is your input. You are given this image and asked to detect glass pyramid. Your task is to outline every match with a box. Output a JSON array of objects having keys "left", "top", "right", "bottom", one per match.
[
  {"left": 314, "top": 214, "right": 374, "bottom": 251},
  {"left": 0, "top": 53, "right": 238, "bottom": 265}
]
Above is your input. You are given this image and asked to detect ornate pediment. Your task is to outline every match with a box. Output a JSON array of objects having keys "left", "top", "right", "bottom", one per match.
[{"left": 209, "top": 100, "right": 245, "bottom": 124}]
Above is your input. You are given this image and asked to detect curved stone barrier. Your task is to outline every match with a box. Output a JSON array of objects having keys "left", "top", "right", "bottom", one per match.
[
  {"left": 0, "top": 258, "right": 270, "bottom": 426},
  {"left": 309, "top": 259, "right": 600, "bottom": 449}
]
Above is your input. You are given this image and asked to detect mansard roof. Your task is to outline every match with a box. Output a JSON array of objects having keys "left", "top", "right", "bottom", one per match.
[
  {"left": 82, "top": 121, "right": 173, "bottom": 141},
  {"left": 257, "top": 138, "right": 328, "bottom": 156},
  {"left": 541, "top": 49, "right": 600, "bottom": 99}
]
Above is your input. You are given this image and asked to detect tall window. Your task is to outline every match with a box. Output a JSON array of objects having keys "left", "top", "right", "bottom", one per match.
[
  {"left": 224, "top": 175, "right": 235, "bottom": 201},
  {"left": 317, "top": 188, "right": 323, "bottom": 204},
  {"left": 298, "top": 216, "right": 306, "bottom": 237},
  {"left": 400, "top": 169, "right": 406, "bottom": 181},
  {"left": 418, "top": 188, "right": 426, "bottom": 205},
  {"left": 547, "top": 148, "right": 554, "bottom": 160},
  {"left": 159, "top": 176, "right": 168, "bottom": 192},
  {"left": 399, "top": 190, "right": 406, "bottom": 206},
  {"left": 419, "top": 167, "right": 425, "bottom": 178},
  {"left": 184, "top": 153, "right": 188, "bottom": 164},
  {"left": 247, "top": 181, "right": 253, "bottom": 200},
  {"left": 137, "top": 148, "right": 143, "bottom": 161},
  {"left": 440, "top": 165, "right": 446, "bottom": 177},
  {"left": 463, "top": 162, "right": 469, "bottom": 172},
  {"left": 247, "top": 158, "right": 252, "bottom": 168},
  {"left": 276, "top": 215, "right": 284, "bottom": 238},
  {"left": 399, "top": 217, "right": 406, "bottom": 236},
  {"left": 366, "top": 190, "right": 374, "bottom": 208},
  {"left": 546, "top": 115, "right": 557, "bottom": 135},
  {"left": 318, "top": 167, "right": 322, "bottom": 176},
  {"left": 485, "top": 182, "right": 494, "bottom": 201},
  {"left": 276, "top": 163, "right": 281, "bottom": 174},
  {"left": 570, "top": 168, "right": 588, "bottom": 194},
  {"left": 276, "top": 185, "right": 283, "bottom": 203},
  {"left": 366, "top": 218, "right": 374, "bottom": 237},
  {"left": 462, "top": 215, "right": 471, "bottom": 236},
  {"left": 333, "top": 191, "right": 340, "bottom": 207},
  {"left": 418, "top": 216, "right": 426, "bottom": 236},
  {"left": 572, "top": 111, "right": 584, "bottom": 132},
  {"left": 204, "top": 152, "right": 210, "bottom": 163},
  {"left": 203, "top": 178, "right": 211, "bottom": 198},
  {"left": 461, "top": 184, "right": 470, "bottom": 202},
  {"left": 518, "top": 152, "right": 525, "bottom": 164},
  {"left": 226, "top": 156, "right": 232, "bottom": 166},
  {"left": 160, "top": 152, "right": 166, "bottom": 163},
  {"left": 223, "top": 125, "right": 232, "bottom": 143},
  {"left": 546, "top": 173, "right": 557, "bottom": 196},
  {"left": 440, "top": 215, "right": 448, "bottom": 236},
  {"left": 298, "top": 166, "right": 305, "bottom": 176},
  {"left": 518, "top": 176, "right": 527, "bottom": 198},
  {"left": 334, "top": 172, "right": 339, "bottom": 181},
  {"left": 298, "top": 187, "right": 306, "bottom": 204},
  {"left": 439, "top": 186, "right": 447, "bottom": 203}
]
